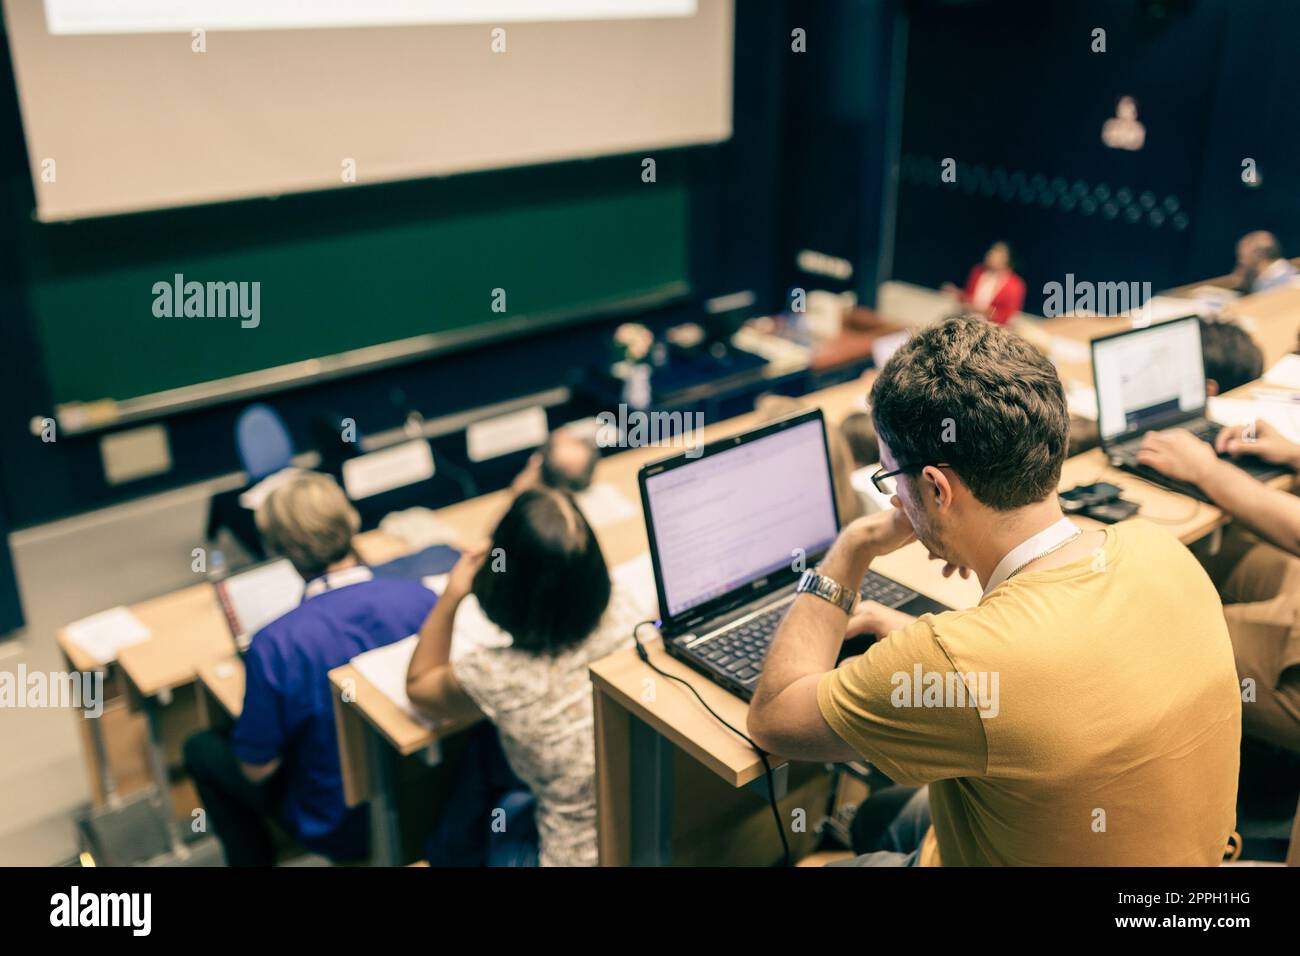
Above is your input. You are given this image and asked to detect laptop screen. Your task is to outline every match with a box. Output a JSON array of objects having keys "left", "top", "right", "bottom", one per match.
[
  {"left": 216, "top": 557, "right": 304, "bottom": 647},
  {"left": 642, "top": 415, "right": 839, "bottom": 620},
  {"left": 1093, "top": 316, "right": 1206, "bottom": 442}
]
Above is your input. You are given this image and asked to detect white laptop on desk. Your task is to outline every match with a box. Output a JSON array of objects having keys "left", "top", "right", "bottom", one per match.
[{"left": 214, "top": 558, "right": 304, "bottom": 651}]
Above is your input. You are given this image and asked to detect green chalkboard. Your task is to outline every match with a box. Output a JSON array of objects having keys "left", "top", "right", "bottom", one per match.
[{"left": 20, "top": 158, "right": 689, "bottom": 411}]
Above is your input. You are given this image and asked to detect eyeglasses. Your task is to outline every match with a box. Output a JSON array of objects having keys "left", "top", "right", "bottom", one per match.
[{"left": 870, "top": 462, "right": 951, "bottom": 496}]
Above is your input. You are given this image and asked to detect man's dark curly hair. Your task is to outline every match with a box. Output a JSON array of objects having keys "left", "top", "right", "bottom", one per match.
[{"left": 870, "top": 315, "right": 1069, "bottom": 510}]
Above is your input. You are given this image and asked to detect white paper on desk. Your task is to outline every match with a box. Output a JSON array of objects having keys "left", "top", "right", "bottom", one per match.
[
  {"left": 351, "top": 638, "right": 434, "bottom": 727},
  {"left": 1065, "top": 380, "right": 1098, "bottom": 421},
  {"left": 850, "top": 465, "right": 894, "bottom": 515},
  {"left": 610, "top": 553, "right": 659, "bottom": 619},
  {"left": 1208, "top": 397, "right": 1300, "bottom": 444},
  {"left": 871, "top": 330, "right": 910, "bottom": 369},
  {"left": 574, "top": 482, "right": 637, "bottom": 528},
  {"left": 1263, "top": 354, "right": 1300, "bottom": 390},
  {"left": 1134, "top": 295, "right": 1214, "bottom": 323},
  {"left": 1048, "top": 335, "right": 1090, "bottom": 366},
  {"left": 65, "top": 606, "right": 151, "bottom": 665},
  {"left": 238, "top": 467, "right": 304, "bottom": 510},
  {"left": 351, "top": 595, "right": 512, "bottom": 726},
  {"left": 380, "top": 507, "right": 459, "bottom": 550}
]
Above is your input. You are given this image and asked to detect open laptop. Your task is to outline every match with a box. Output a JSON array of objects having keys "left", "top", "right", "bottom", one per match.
[
  {"left": 214, "top": 557, "right": 304, "bottom": 652},
  {"left": 1092, "top": 316, "right": 1288, "bottom": 503},
  {"left": 638, "top": 408, "right": 949, "bottom": 701}
]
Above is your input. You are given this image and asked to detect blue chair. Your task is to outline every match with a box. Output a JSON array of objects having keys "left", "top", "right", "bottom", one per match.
[{"left": 235, "top": 403, "right": 294, "bottom": 481}]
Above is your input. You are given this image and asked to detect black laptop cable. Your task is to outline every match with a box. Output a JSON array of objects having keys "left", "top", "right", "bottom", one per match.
[{"left": 631, "top": 620, "right": 792, "bottom": 867}]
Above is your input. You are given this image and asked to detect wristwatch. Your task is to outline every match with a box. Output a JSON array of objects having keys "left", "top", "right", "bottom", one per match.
[{"left": 796, "top": 569, "right": 858, "bottom": 615}]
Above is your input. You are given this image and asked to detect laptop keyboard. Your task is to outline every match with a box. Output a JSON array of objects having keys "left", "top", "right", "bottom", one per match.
[
  {"left": 695, "top": 602, "right": 790, "bottom": 686},
  {"left": 1111, "top": 420, "right": 1222, "bottom": 469},
  {"left": 860, "top": 570, "right": 920, "bottom": 609},
  {"left": 691, "top": 571, "right": 922, "bottom": 689}
]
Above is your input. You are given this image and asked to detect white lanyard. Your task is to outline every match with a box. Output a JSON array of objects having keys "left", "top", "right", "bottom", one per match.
[
  {"left": 304, "top": 564, "right": 373, "bottom": 600},
  {"left": 983, "top": 517, "right": 1080, "bottom": 596}
]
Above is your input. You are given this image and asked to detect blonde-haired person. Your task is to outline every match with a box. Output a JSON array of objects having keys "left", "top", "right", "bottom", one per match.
[{"left": 184, "top": 472, "right": 436, "bottom": 866}]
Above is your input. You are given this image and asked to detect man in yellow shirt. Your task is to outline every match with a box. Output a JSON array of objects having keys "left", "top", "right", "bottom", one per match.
[{"left": 748, "top": 316, "right": 1241, "bottom": 865}]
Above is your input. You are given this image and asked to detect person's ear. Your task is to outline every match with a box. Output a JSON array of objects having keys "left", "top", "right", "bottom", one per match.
[
  {"left": 1205, "top": 378, "right": 1220, "bottom": 397},
  {"left": 920, "top": 464, "right": 954, "bottom": 511}
]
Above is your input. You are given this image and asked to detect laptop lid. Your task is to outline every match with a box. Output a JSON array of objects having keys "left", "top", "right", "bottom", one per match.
[
  {"left": 638, "top": 408, "right": 840, "bottom": 637},
  {"left": 1091, "top": 315, "right": 1207, "bottom": 447},
  {"left": 214, "top": 557, "right": 304, "bottom": 651}
]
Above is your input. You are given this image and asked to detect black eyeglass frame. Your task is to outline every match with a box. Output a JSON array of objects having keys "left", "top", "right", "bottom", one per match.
[{"left": 870, "top": 462, "right": 952, "bottom": 495}]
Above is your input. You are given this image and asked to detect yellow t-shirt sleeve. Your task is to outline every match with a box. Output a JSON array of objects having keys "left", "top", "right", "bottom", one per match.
[{"left": 817, "top": 617, "right": 988, "bottom": 786}]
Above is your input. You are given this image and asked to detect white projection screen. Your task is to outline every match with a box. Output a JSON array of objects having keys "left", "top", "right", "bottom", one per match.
[{"left": 4, "top": 0, "right": 733, "bottom": 221}]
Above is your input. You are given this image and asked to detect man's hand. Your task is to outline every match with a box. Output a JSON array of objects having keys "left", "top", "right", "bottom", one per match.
[
  {"left": 1137, "top": 428, "right": 1220, "bottom": 485},
  {"left": 1216, "top": 419, "right": 1300, "bottom": 470},
  {"left": 846, "top": 601, "right": 916, "bottom": 640},
  {"left": 929, "top": 550, "right": 972, "bottom": 580},
  {"left": 843, "top": 499, "right": 916, "bottom": 557}
]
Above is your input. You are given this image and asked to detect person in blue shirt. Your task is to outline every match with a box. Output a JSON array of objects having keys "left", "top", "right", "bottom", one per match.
[{"left": 184, "top": 472, "right": 435, "bottom": 866}]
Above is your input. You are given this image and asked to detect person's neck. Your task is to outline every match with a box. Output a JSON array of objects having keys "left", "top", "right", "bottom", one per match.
[
  {"left": 958, "top": 499, "right": 1068, "bottom": 591},
  {"left": 324, "top": 552, "right": 359, "bottom": 575}
]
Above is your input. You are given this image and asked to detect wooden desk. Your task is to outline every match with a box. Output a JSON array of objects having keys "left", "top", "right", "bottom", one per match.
[
  {"left": 54, "top": 525, "right": 413, "bottom": 819},
  {"left": 327, "top": 664, "right": 474, "bottom": 866},
  {"left": 584, "top": 441, "right": 1242, "bottom": 866},
  {"left": 196, "top": 655, "right": 244, "bottom": 728},
  {"left": 1220, "top": 284, "right": 1300, "bottom": 366}
]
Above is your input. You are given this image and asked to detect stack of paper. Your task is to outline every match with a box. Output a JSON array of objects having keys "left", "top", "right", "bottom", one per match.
[
  {"left": 610, "top": 553, "right": 659, "bottom": 619},
  {"left": 351, "top": 593, "right": 513, "bottom": 726},
  {"left": 238, "top": 467, "right": 304, "bottom": 510},
  {"left": 380, "top": 507, "right": 460, "bottom": 550},
  {"left": 1263, "top": 354, "right": 1300, "bottom": 390},
  {"left": 64, "top": 607, "right": 151, "bottom": 665},
  {"left": 574, "top": 482, "right": 638, "bottom": 528},
  {"left": 1065, "top": 381, "right": 1098, "bottom": 421},
  {"left": 1208, "top": 397, "right": 1300, "bottom": 445}
]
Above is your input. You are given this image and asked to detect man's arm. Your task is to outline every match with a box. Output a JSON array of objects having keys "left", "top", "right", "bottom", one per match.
[
  {"left": 747, "top": 510, "right": 914, "bottom": 759},
  {"left": 1195, "top": 461, "right": 1300, "bottom": 556},
  {"left": 1139, "top": 425, "right": 1300, "bottom": 556}
]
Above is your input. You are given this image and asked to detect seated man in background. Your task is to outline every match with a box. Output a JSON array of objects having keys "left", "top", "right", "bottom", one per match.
[
  {"left": 1231, "top": 231, "right": 1297, "bottom": 295},
  {"left": 1138, "top": 422, "right": 1300, "bottom": 754},
  {"left": 511, "top": 427, "right": 599, "bottom": 495},
  {"left": 749, "top": 316, "right": 1241, "bottom": 865},
  {"left": 184, "top": 472, "right": 435, "bottom": 865},
  {"left": 840, "top": 410, "right": 880, "bottom": 470},
  {"left": 1201, "top": 317, "right": 1264, "bottom": 395}
]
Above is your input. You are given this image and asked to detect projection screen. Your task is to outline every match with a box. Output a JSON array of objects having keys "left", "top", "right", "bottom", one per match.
[{"left": 3, "top": 0, "right": 733, "bottom": 221}]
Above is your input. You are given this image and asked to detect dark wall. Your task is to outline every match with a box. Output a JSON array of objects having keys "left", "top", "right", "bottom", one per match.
[
  {"left": 893, "top": 0, "right": 1230, "bottom": 308},
  {"left": 0, "top": 2, "right": 791, "bottom": 530},
  {"left": 778, "top": 0, "right": 903, "bottom": 305},
  {"left": 1186, "top": 0, "right": 1300, "bottom": 279}
]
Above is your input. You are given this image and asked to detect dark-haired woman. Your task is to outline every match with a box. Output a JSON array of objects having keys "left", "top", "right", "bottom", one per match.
[
  {"left": 942, "top": 241, "right": 1025, "bottom": 326},
  {"left": 406, "top": 487, "right": 640, "bottom": 866}
]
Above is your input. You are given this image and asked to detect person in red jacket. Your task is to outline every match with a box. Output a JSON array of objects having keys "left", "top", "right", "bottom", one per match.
[{"left": 942, "top": 241, "right": 1026, "bottom": 325}]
